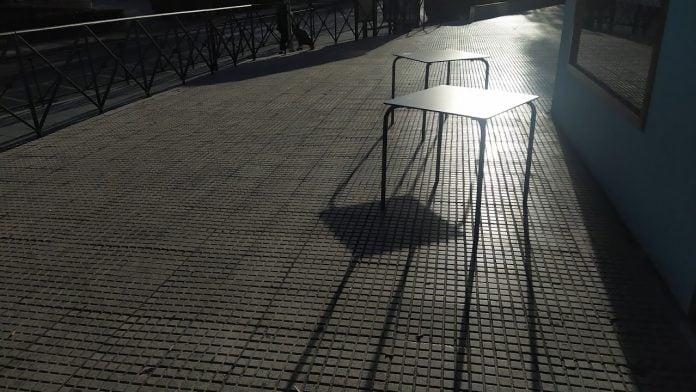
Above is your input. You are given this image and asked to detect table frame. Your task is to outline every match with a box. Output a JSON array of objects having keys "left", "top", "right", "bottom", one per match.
[
  {"left": 380, "top": 101, "right": 537, "bottom": 233},
  {"left": 391, "top": 53, "right": 491, "bottom": 140}
]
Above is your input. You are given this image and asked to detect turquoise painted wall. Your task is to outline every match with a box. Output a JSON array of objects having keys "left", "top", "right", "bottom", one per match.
[{"left": 552, "top": 1, "right": 696, "bottom": 311}]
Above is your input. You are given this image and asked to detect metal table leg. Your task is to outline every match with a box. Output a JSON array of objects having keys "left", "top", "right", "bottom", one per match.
[
  {"left": 446, "top": 61, "right": 451, "bottom": 85},
  {"left": 390, "top": 56, "right": 402, "bottom": 126},
  {"left": 435, "top": 112, "right": 444, "bottom": 184},
  {"left": 473, "top": 119, "right": 487, "bottom": 234},
  {"left": 381, "top": 106, "right": 396, "bottom": 210},
  {"left": 421, "top": 62, "right": 431, "bottom": 142},
  {"left": 444, "top": 61, "right": 452, "bottom": 122},
  {"left": 481, "top": 58, "right": 490, "bottom": 89},
  {"left": 523, "top": 102, "right": 537, "bottom": 201}
]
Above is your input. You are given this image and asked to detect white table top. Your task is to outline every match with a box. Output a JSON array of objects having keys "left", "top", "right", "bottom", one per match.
[
  {"left": 384, "top": 85, "right": 538, "bottom": 120},
  {"left": 393, "top": 49, "right": 489, "bottom": 63}
]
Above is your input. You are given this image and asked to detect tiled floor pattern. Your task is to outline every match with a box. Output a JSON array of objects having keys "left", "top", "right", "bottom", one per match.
[{"left": 1, "top": 6, "right": 695, "bottom": 391}]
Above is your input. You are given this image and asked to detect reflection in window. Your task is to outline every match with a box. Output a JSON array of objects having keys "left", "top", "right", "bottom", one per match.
[{"left": 571, "top": 0, "right": 669, "bottom": 117}]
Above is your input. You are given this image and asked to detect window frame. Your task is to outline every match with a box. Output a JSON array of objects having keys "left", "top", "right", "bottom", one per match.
[{"left": 568, "top": 0, "right": 669, "bottom": 128}]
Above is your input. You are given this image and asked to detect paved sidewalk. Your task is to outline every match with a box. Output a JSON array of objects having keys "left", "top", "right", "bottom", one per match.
[{"left": 1, "top": 6, "right": 695, "bottom": 391}]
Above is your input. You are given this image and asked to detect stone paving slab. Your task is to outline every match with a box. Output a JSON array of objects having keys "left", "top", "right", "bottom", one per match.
[{"left": 1, "top": 5, "right": 696, "bottom": 391}]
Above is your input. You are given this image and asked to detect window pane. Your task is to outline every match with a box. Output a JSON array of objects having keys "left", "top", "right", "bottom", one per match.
[{"left": 572, "top": 0, "right": 668, "bottom": 114}]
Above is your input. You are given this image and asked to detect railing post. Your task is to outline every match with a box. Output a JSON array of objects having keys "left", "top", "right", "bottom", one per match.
[
  {"left": 334, "top": 2, "right": 339, "bottom": 43},
  {"left": 354, "top": 0, "right": 360, "bottom": 40},
  {"left": 250, "top": 7, "right": 257, "bottom": 60},
  {"left": 372, "top": 0, "right": 377, "bottom": 36},
  {"left": 13, "top": 34, "right": 41, "bottom": 135},
  {"left": 309, "top": 0, "right": 315, "bottom": 42},
  {"left": 206, "top": 17, "right": 219, "bottom": 73},
  {"left": 386, "top": 0, "right": 391, "bottom": 34}
]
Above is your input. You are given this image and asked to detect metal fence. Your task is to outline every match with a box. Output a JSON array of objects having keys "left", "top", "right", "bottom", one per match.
[{"left": 0, "top": 0, "right": 413, "bottom": 150}]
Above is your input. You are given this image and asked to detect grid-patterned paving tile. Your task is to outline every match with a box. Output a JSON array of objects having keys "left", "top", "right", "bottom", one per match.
[{"left": 1, "top": 5, "right": 695, "bottom": 392}]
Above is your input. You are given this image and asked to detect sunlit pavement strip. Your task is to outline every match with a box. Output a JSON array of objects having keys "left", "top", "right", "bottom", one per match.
[{"left": 1, "top": 6, "right": 695, "bottom": 391}]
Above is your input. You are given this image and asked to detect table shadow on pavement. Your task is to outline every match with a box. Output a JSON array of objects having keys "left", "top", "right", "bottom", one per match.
[{"left": 319, "top": 196, "right": 461, "bottom": 258}]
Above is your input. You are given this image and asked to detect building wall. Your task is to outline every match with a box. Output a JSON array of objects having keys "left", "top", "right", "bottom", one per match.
[{"left": 552, "top": 0, "right": 696, "bottom": 312}]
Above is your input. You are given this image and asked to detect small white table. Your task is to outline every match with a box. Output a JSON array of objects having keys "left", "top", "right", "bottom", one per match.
[
  {"left": 391, "top": 50, "right": 491, "bottom": 139},
  {"left": 381, "top": 86, "right": 538, "bottom": 230}
]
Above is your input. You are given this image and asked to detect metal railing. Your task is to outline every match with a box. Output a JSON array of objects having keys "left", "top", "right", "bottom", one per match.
[{"left": 0, "top": 0, "right": 414, "bottom": 150}]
